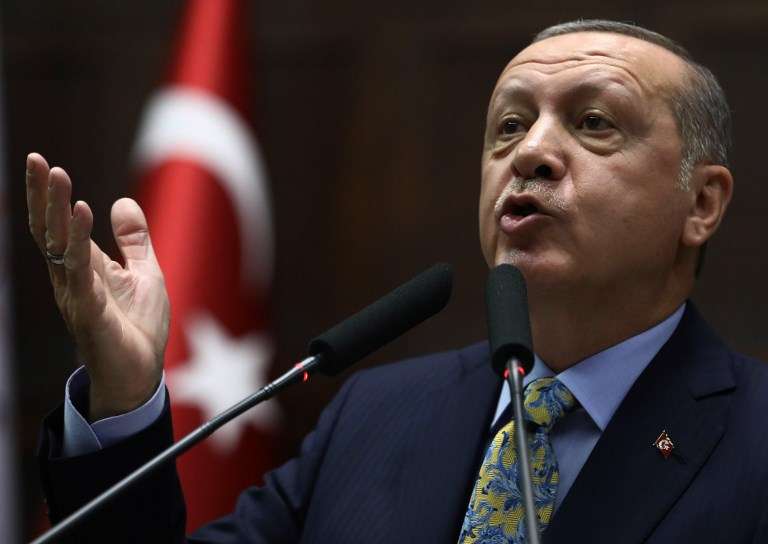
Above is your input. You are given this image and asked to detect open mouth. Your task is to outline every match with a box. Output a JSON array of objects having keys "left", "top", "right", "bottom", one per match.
[
  {"left": 496, "top": 195, "right": 548, "bottom": 233},
  {"left": 510, "top": 203, "right": 538, "bottom": 217},
  {"left": 494, "top": 188, "right": 553, "bottom": 233},
  {"left": 503, "top": 201, "right": 540, "bottom": 219}
]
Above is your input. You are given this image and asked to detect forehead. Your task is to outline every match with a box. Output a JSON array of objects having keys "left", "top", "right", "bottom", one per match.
[{"left": 493, "top": 32, "right": 687, "bottom": 104}]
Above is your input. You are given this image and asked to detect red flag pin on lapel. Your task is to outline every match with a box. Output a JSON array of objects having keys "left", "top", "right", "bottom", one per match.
[{"left": 653, "top": 430, "right": 675, "bottom": 459}]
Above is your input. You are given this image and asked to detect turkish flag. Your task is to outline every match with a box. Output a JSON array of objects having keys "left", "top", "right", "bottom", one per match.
[{"left": 131, "top": 0, "right": 279, "bottom": 532}]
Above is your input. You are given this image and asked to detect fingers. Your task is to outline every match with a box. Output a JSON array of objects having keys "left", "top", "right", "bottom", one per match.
[
  {"left": 25, "top": 154, "right": 144, "bottom": 303},
  {"left": 65, "top": 203, "right": 111, "bottom": 321},
  {"left": 45, "top": 167, "right": 73, "bottom": 285},
  {"left": 110, "top": 198, "right": 161, "bottom": 273},
  {"left": 25, "top": 153, "right": 51, "bottom": 252},
  {"left": 65, "top": 201, "right": 96, "bottom": 296},
  {"left": 27, "top": 154, "right": 101, "bottom": 292}
]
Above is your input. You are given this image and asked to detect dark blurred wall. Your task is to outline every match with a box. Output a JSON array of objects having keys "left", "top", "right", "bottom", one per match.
[{"left": 2, "top": 0, "right": 767, "bottom": 538}]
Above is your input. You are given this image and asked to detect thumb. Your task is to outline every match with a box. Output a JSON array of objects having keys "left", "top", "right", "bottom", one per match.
[{"left": 110, "top": 198, "right": 160, "bottom": 270}]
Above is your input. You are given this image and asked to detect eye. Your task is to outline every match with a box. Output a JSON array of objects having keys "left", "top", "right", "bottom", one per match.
[
  {"left": 579, "top": 114, "right": 614, "bottom": 132},
  {"left": 500, "top": 118, "right": 526, "bottom": 136}
]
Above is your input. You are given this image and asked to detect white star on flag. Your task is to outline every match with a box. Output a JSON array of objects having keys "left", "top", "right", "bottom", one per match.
[{"left": 168, "top": 313, "right": 281, "bottom": 453}]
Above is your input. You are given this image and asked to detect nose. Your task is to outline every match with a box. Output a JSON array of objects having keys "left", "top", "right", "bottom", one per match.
[{"left": 511, "top": 118, "right": 566, "bottom": 181}]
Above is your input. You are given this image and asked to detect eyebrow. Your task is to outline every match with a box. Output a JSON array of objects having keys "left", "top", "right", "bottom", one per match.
[{"left": 491, "top": 75, "right": 642, "bottom": 111}]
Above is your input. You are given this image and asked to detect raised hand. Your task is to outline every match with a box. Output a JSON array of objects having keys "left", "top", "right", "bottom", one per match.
[{"left": 26, "top": 153, "right": 170, "bottom": 421}]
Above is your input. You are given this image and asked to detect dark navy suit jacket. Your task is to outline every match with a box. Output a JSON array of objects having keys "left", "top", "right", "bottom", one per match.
[{"left": 38, "top": 305, "right": 768, "bottom": 543}]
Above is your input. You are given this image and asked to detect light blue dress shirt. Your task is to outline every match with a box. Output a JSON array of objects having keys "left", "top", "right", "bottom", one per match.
[{"left": 62, "top": 303, "right": 686, "bottom": 511}]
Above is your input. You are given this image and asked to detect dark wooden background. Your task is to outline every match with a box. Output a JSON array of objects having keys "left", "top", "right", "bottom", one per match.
[{"left": 3, "top": 0, "right": 767, "bottom": 538}]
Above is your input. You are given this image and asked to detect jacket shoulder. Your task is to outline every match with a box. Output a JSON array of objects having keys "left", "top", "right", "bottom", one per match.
[{"left": 731, "top": 351, "right": 768, "bottom": 407}]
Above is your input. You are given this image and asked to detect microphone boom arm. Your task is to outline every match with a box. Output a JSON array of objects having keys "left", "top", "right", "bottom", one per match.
[{"left": 32, "top": 262, "right": 453, "bottom": 543}]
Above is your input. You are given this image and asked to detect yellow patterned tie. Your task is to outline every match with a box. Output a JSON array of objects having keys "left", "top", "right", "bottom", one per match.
[{"left": 458, "top": 378, "right": 577, "bottom": 543}]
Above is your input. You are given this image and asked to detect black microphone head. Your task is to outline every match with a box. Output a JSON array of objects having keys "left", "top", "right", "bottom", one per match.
[
  {"left": 308, "top": 263, "right": 453, "bottom": 375},
  {"left": 486, "top": 264, "right": 534, "bottom": 376}
]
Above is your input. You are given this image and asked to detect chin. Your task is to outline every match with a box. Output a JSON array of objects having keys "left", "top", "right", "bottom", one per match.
[{"left": 493, "top": 248, "right": 574, "bottom": 290}]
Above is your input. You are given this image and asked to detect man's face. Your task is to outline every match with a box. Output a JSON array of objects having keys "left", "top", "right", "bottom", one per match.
[{"left": 479, "top": 32, "right": 693, "bottom": 294}]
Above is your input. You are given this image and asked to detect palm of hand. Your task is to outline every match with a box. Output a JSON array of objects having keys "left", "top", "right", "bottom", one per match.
[{"left": 71, "top": 240, "right": 169, "bottom": 420}]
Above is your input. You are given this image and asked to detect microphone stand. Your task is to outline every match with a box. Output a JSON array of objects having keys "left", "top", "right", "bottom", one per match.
[
  {"left": 31, "top": 355, "right": 323, "bottom": 544},
  {"left": 505, "top": 356, "right": 541, "bottom": 544}
]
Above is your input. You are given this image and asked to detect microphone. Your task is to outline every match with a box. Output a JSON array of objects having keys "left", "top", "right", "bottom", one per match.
[
  {"left": 32, "top": 263, "right": 453, "bottom": 544},
  {"left": 485, "top": 264, "right": 541, "bottom": 544},
  {"left": 485, "top": 263, "right": 534, "bottom": 376},
  {"left": 310, "top": 262, "right": 453, "bottom": 375}
]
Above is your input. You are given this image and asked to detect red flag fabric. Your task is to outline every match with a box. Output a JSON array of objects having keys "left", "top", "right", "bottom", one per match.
[{"left": 132, "top": 0, "right": 278, "bottom": 531}]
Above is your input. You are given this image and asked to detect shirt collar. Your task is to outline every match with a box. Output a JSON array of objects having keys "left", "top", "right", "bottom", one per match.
[{"left": 491, "top": 303, "right": 686, "bottom": 431}]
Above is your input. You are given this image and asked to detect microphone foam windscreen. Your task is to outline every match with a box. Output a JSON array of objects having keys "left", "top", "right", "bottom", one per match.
[
  {"left": 308, "top": 263, "right": 453, "bottom": 375},
  {"left": 486, "top": 264, "right": 534, "bottom": 375}
]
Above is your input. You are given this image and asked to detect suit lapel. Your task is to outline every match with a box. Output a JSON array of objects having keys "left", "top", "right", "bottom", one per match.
[
  {"left": 544, "top": 305, "right": 736, "bottom": 544},
  {"left": 390, "top": 343, "right": 501, "bottom": 542}
]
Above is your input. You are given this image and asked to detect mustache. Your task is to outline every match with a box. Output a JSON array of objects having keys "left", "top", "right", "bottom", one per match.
[{"left": 493, "top": 177, "right": 567, "bottom": 217}]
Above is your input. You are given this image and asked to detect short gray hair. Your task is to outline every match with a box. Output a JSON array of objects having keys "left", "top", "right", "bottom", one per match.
[{"left": 534, "top": 20, "right": 731, "bottom": 190}]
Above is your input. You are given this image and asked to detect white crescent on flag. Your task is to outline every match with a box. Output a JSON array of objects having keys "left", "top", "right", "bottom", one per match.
[{"left": 133, "top": 86, "right": 273, "bottom": 288}]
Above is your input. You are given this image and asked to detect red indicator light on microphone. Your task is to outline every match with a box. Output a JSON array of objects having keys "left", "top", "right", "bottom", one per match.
[
  {"left": 503, "top": 365, "right": 527, "bottom": 379},
  {"left": 294, "top": 363, "right": 311, "bottom": 383}
]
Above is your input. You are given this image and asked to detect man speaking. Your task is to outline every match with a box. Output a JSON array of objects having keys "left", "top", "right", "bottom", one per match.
[{"left": 29, "top": 19, "right": 768, "bottom": 543}]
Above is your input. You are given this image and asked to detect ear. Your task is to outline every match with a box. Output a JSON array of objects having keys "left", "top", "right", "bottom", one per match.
[{"left": 682, "top": 164, "right": 733, "bottom": 248}]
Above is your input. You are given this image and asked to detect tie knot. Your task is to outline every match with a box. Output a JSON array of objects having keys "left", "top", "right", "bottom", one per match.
[{"left": 522, "top": 377, "right": 577, "bottom": 430}]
